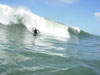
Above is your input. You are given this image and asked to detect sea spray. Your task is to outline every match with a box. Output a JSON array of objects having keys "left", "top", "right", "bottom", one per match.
[{"left": 0, "top": 4, "right": 87, "bottom": 38}]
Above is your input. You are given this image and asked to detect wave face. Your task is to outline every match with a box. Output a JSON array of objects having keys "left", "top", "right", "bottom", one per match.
[
  {"left": 0, "top": 4, "right": 91, "bottom": 38},
  {"left": 0, "top": 4, "right": 100, "bottom": 75}
]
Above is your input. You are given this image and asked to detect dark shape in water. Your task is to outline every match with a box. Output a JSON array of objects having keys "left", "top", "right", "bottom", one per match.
[{"left": 33, "top": 28, "right": 40, "bottom": 36}]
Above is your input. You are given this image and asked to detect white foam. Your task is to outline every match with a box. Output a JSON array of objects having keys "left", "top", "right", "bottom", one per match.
[
  {"left": 0, "top": 4, "right": 71, "bottom": 38},
  {"left": 69, "top": 25, "right": 81, "bottom": 33},
  {"left": 73, "top": 27, "right": 81, "bottom": 32}
]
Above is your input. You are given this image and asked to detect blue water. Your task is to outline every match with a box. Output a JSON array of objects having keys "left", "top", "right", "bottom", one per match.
[{"left": 0, "top": 24, "right": 100, "bottom": 75}]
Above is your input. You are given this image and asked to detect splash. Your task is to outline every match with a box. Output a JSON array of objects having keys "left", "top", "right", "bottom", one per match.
[{"left": 0, "top": 4, "right": 82, "bottom": 38}]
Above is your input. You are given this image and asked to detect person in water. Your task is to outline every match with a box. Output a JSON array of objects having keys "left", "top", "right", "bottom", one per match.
[{"left": 33, "top": 27, "right": 39, "bottom": 36}]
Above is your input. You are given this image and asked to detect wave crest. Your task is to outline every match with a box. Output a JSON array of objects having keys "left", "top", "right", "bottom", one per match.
[{"left": 0, "top": 4, "right": 90, "bottom": 38}]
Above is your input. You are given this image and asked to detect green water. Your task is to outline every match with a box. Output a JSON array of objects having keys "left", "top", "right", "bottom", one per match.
[{"left": 0, "top": 24, "right": 100, "bottom": 75}]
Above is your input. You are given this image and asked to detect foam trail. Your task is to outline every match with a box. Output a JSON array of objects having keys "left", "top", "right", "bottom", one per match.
[{"left": 0, "top": 4, "right": 81, "bottom": 38}]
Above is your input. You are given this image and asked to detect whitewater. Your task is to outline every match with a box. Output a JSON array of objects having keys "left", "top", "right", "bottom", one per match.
[
  {"left": 0, "top": 4, "right": 100, "bottom": 75},
  {"left": 0, "top": 4, "right": 82, "bottom": 38}
]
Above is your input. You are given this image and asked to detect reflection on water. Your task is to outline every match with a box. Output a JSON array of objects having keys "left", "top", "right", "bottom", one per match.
[{"left": 0, "top": 24, "right": 100, "bottom": 75}]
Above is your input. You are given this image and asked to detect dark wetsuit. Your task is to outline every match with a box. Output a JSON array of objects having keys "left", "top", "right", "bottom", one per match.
[{"left": 33, "top": 28, "right": 39, "bottom": 36}]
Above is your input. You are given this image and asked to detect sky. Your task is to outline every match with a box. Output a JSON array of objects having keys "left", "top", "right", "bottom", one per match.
[{"left": 0, "top": 0, "right": 100, "bottom": 35}]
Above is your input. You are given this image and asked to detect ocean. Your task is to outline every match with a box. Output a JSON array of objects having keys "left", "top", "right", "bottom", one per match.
[{"left": 0, "top": 4, "right": 100, "bottom": 75}]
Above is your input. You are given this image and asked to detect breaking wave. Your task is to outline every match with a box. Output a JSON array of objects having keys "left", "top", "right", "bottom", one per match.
[{"left": 0, "top": 4, "right": 91, "bottom": 38}]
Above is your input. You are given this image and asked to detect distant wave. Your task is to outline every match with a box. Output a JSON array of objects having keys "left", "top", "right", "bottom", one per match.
[{"left": 0, "top": 4, "right": 91, "bottom": 38}]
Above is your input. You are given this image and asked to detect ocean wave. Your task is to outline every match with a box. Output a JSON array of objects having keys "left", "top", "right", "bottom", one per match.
[{"left": 0, "top": 4, "right": 91, "bottom": 38}]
